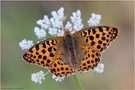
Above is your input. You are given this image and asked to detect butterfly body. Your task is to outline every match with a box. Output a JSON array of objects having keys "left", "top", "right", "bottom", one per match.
[
  {"left": 62, "top": 29, "right": 83, "bottom": 72},
  {"left": 23, "top": 26, "right": 118, "bottom": 77}
]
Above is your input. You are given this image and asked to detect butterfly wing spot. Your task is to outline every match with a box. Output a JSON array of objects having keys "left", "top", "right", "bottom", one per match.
[
  {"left": 50, "top": 53, "right": 75, "bottom": 77},
  {"left": 23, "top": 38, "right": 61, "bottom": 68},
  {"left": 78, "top": 46, "right": 101, "bottom": 72}
]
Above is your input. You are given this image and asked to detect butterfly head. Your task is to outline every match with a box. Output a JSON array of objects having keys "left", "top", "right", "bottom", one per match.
[{"left": 64, "top": 28, "right": 73, "bottom": 37}]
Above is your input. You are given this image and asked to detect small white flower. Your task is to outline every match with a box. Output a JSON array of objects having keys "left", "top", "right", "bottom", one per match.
[
  {"left": 71, "top": 10, "right": 81, "bottom": 22},
  {"left": 31, "top": 70, "right": 45, "bottom": 84},
  {"left": 51, "top": 7, "right": 64, "bottom": 21},
  {"left": 57, "top": 29, "right": 64, "bottom": 36},
  {"left": 65, "top": 21, "right": 72, "bottom": 31},
  {"left": 48, "top": 27, "right": 58, "bottom": 35},
  {"left": 43, "top": 15, "right": 51, "bottom": 25},
  {"left": 88, "top": 13, "right": 101, "bottom": 26},
  {"left": 36, "top": 19, "right": 43, "bottom": 26},
  {"left": 70, "top": 10, "right": 84, "bottom": 32},
  {"left": 36, "top": 15, "right": 51, "bottom": 29},
  {"left": 34, "top": 27, "right": 46, "bottom": 39},
  {"left": 19, "top": 39, "right": 34, "bottom": 50},
  {"left": 50, "top": 7, "right": 65, "bottom": 30},
  {"left": 58, "top": 7, "right": 64, "bottom": 17},
  {"left": 43, "top": 15, "right": 51, "bottom": 29},
  {"left": 93, "top": 63, "right": 104, "bottom": 73},
  {"left": 50, "top": 18, "right": 63, "bottom": 28},
  {"left": 52, "top": 74, "right": 64, "bottom": 82}
]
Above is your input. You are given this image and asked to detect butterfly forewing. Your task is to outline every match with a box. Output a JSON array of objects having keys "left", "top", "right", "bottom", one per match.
[
  {"left": 73, "top": 26, "right": 118, "bottom": 52},
  {"left": 23, "top": 37, "right": 63, "bottom": 68}
]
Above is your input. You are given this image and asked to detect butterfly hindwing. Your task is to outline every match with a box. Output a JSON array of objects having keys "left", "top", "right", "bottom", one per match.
[
  {"left": 49, "top": 51, "right": 75, "bottom": 77},
  {"left": 78, "top": 45, "right": 101, "bottom": 72}
]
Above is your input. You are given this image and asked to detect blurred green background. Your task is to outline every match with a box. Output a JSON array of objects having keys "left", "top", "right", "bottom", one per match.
[{"left": 1, "top": 1, "right": 134, "bottom": 90}]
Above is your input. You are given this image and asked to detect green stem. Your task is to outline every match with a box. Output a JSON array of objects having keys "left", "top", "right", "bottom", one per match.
[{"left": 73, "top": 74, "right": 84, "bottom": 90}]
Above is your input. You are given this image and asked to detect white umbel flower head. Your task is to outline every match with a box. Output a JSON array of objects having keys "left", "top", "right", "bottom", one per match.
[
  {"left": 93, "top": 63, "right": 104, "bottom": 73},
  {"left": 70, "top": 10, "right": 84, "bottom": 33},
  {"left": 51, "top": 7, "right": 64, "bottom": 21},
  {"left": 50, "top": 7, "right": 65, "bottom": 29},
  {"left": 52, "top": 74, "right": 64, "bottom": 82},
  {"left": 31, "top": 70, "right": 45, "bottom": 84},
  {"left": 88, "top": 13, "right": 101, "bottom": 26},
  {"left": 19, "top": 39, "right": 34, "bottom": 50},
  {"left": 34, "top": 27, "right": 46, "bottom": 39},
  {"left": 36, "top": 15, "right": 51, "bottom": 29},
  {"left": 35, "top": 7, "right": 66, "bottom": 38}
]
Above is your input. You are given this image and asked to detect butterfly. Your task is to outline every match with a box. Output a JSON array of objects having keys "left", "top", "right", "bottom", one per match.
[{"left": 23, "top": 26, "right": 118, "bottom": 77}]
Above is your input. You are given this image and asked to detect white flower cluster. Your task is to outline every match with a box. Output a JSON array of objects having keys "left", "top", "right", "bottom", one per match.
[
  {"left": 19, "top": 39, "right": 34, "bottom": 50},
  {"left": 36, "top": 7, "right": 65, "bottom": 37},
  {"left": 88, "top": 13, "right": 101, "bottom": 26},
  {"left": 65, "top": 10, "right": 83, "bottom": 33},
  {"left": 52, "top": 74, "right": 64, "bottom": 82},
  {"left": 31, "top": 70, "right": 45, "bottom": 84},
  {"left": 34, "top": 27, "right": 46, "bottom": 39},
  {"left": 93, "top": 63, "right": 104, "bottom": 74},
  {"left": 19, "top": 7, "right": 101, "bottom": 50},
  {"left": 19, "top": 7, "right": 103, "bottom": 84}
]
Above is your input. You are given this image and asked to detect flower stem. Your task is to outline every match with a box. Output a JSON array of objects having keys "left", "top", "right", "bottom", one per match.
[{"left": 73, "top": 74, "right": 84, "bottom": 90}]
